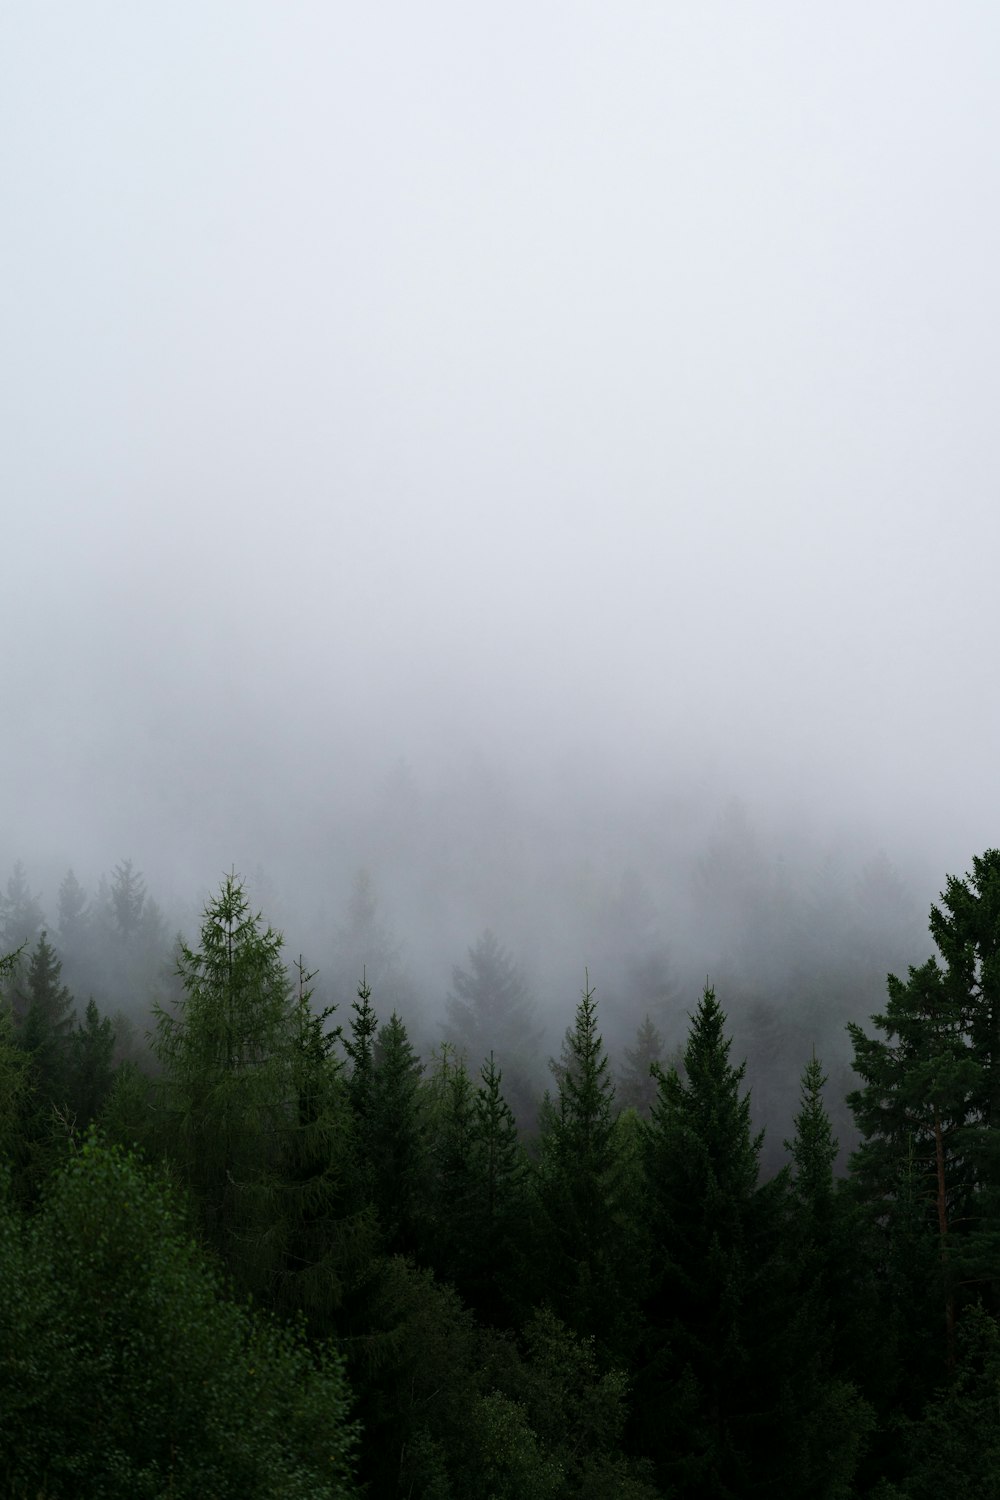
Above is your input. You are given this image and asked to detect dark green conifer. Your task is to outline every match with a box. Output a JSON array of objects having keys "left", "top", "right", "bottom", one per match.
[
  {"left": 368, "top": 1011, "right": 425, "bottom": 1255},
  {"left": 470, "top": 1051, "right": 530, "bottom": 1324},
  {"left": 639, "top": 986, "right": 791, "bottom": 1495},
  {"left": 153, "top": 873, "right": 296, "bottom": 1290},
  {"left": 536, "top": 975, "right": 631, "bottom": 1350},
  {"left": 848, "top": 957, "right": 979, "bottom": 1374},
  {"left": 67, "top": 997, "right": 116, "bottom": 1126}
]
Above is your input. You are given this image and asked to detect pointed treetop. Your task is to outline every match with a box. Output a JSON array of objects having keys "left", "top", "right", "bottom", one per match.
[{"left": 785, "top": 1050, "right": 838, "bottom": 1205}]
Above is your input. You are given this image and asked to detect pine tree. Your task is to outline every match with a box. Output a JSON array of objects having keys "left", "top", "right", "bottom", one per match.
[
  {"left": 422, "top": 1043, "right": 478, "bottom": 1281},
  {"left": 843, "top": 850, "right": 1000, "bottom": 1426},
  {"left": 536, "top": 975, "right": 629, "bottom": 1350},
  {"left": 781, "top": 1054, "right": 876, "bottom": 1498},
  {"left": 345, "top": 971, "right": 378, "bottom": 1127},
  {"left": 17, "top": 932, "right": 75, "bottom": 1101},
  {"left": 367, "top": 1011, "right": 425, "bottom": 1256},
  {"left": 273, "top": 958, "right": 376, "bottom": 1333},
  {"left": 847, "top": 957, "right": 979, "bottom": 1373},
  {"left": 639, "top": 986, "right": 791, "bottom": 1496},
  {"left": 787, "top": 1051, "right": 838, "bottom": 1217},
  {"left": 7, "top": 933, "right": 76, "bottom": 1197},
  {"left": 889, "top": 1305, "right": 1000, "bottom": 1500},
  {"left": 67, "top": 997, "right": 117, "bottom": 1126},
  {"left": 153, "top": 873, "right": 296, "bottom": 1290},
  {"left": 929, "top": 850, "right": 1000, "bottom": 1209},
  {"left": 0, "top": 1003, "right": 29, "bottom": 1160},
  {"left": 469, "top": 1051, "right": 530, "bottom": 1325}
]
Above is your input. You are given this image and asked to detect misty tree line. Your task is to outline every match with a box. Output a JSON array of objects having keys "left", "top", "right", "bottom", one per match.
[{"left": 3, "top": 853, "right": 1000, "bottom": 1495}]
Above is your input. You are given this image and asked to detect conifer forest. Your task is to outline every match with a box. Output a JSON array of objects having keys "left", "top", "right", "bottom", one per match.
[
  {"left": 4, "top": 849, "right": 1000, "bottom": 1497},
  {"left": 6, "top": 7, "right": 1000, "bottom": 1496}
]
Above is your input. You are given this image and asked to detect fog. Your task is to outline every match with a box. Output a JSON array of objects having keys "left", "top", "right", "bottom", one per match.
[{"left": 3, "top": 6, "right": 999, "bottom": 1141}]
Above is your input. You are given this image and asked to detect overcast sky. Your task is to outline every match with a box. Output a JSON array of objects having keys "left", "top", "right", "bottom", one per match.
[{"left": 2, "top": 3, "right": 998, "bottom": 899}]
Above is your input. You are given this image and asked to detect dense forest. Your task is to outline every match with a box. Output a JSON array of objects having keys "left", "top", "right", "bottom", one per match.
[{"left": 3, "top": 849, "right": 1000, "bottom": 1497}]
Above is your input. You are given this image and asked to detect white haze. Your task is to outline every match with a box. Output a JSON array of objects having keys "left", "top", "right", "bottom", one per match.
[{"left": 2, "top": 4, "right": 999, "bottom": 1066}]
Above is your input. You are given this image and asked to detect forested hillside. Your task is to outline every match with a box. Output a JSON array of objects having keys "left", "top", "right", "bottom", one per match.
[{"left": 4, "top": 852, "right": 1000, "bottom": 1496}]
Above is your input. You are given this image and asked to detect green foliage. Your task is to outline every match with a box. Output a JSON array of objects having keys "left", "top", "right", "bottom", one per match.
[
  {"left": 536, "top": 976, "right": 631, "bottom": 1347},
  {"left": 368, "top": 1010, "right": 426, "bottom": 1255},
  {"left": 67, "top": 996, "right": 117, "bottom": 1126},
  {"left": 153, "top": 872, "right": 297, "bottom": 1288},
  {"left": 8, "top": 932, "right": 77, "bottom": 1195},
  {"left": 889, "top": 1304, "right": 1000, "bottom": 1499},
  {"left": 848, "top": 956, "right": 982, "bottom": 1382},
  {"left": 272, "top": 960, "right": 376, "bottom": 1332},
  {"left": 98, "top": 1057, "right": 157, "bottom": 1155},
  {"left": 0, "top": 1003, "right": 30, "bottom": 1159},
  {"left": 786, "top": 1051, "right": 838, "bottom": 1212},
  {"left": 422, "top": 1042, "right": 478, "bottom": 1279},
  {"left": 512, "top": 1308, "right": 659, "bottom": 1499},
  {"left": 469, "top": 1051, "right": 531, "bottom": 1324},
  {"left": 930, "top": 851, "right": 1000, "bottom": 1124},
  {"left": 344, "top": 1255, "right": 481, "bottom": 1498},
  {"left": 17, "top": 931, "right": 75, "bottom": 1094},
  {"left": 470, "top": 1390, "right": 564, "bottom": 1499},
  {"left": 345, "top": 970, "right": 379, "bottom": 1140},
  {"left": 422, "top": 1046, "right": 531, "bottom": 1325},
  {"left": 0, "top": 1134, "right": 358, "bottom": 1498},
  {"left": 638, "top": 986, "right": 865, "bottom": 1497}
]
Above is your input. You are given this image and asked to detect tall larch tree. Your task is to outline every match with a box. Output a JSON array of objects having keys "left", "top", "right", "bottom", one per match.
[{"left": 153, "top": 873, "right": 296, "bottom": 1294}]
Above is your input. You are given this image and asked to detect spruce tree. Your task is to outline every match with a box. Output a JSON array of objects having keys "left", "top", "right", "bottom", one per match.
[
  {"left": 928, "top": 850, "right": 1000, "bottom": 1241},
  {"left": 67, "top": 998, "right": 117, "bottom": 1126},
  {"left": 639, "top": 986, "right": 791, "bottom": 1496},
  {"left": 17, "top": 932, "right": 75, "bottom": 1092},
  {"left": 847, "top": 957, "right": 979, "bottom": 1374},
  {"left": 273, "top": 959, "right": 375, "bottom": 1333},
  {"left": 345, "top": 972, "right": 378, "bottom": 1128},
  {"left": 422, "top": 1042, "right": 477, "bottom": 1283},
  {"left": 787, "top": 1051, "right": 837, "bottom": 1217},
  {"left": 536, "top": 975, "right": 629, "bottom": 1350},
  {"left": 782, "top": 1054, "right": 876, "bottom": 1498},
  {"left": 367, "top": 1011, "right": 425, "bottom": 1256},
  {"left": 469, "top": 1051, "right": 530, "bottom": 1325},
  {"left": 423, "top": 1047, "right": 530, "bottom": 1324},
  {"left": 153, "top": 873, "right": 296, "bottom": 1291}
]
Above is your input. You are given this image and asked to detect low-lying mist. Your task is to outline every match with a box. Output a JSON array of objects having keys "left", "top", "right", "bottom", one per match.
[{"left": 2, "top": 741, "right": 961, "bottom": 1171}]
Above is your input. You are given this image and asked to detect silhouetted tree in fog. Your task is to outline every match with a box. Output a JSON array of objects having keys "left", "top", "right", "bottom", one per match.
[{"left": 444, "top": 929, "right": 542, "bottom": 1125}]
